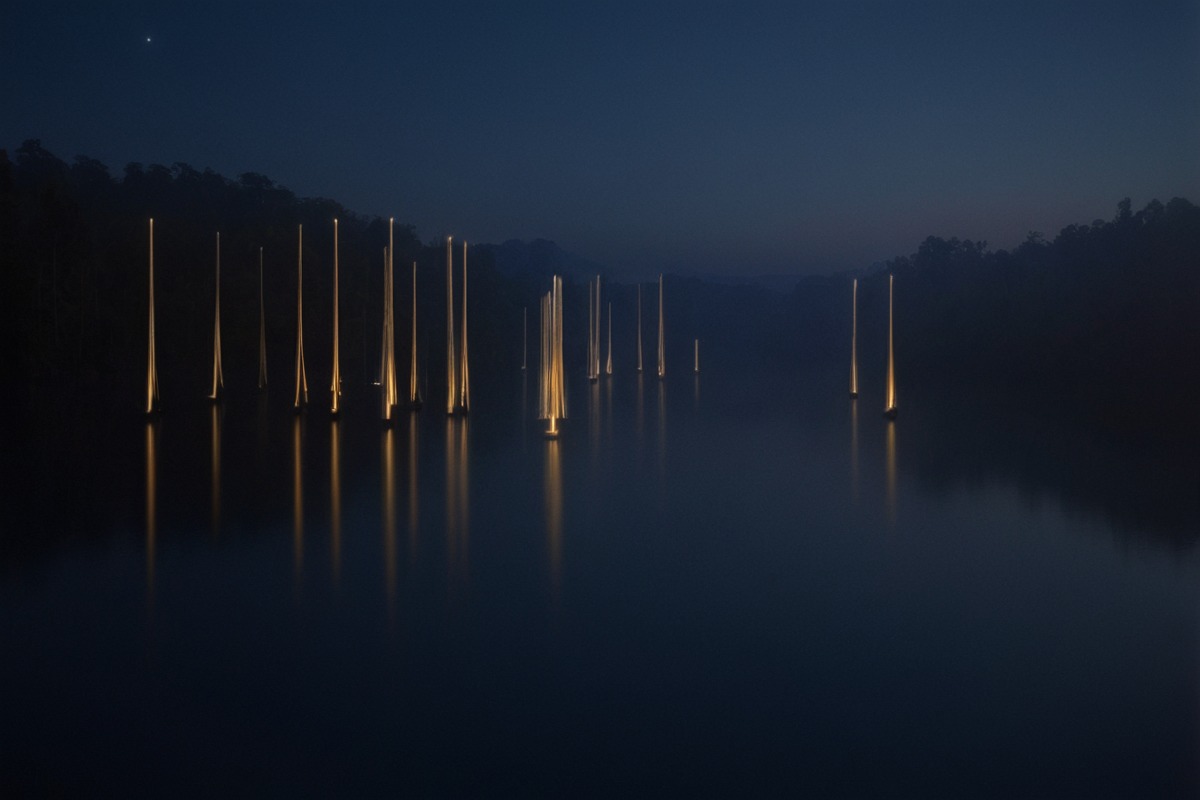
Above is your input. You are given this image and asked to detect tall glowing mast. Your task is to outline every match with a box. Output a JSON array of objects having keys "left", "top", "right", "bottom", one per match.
[
  {"left": 656, "top": 273, "right": 665, "bottom": 379},
  {"left": 849, "top": 278, "right": 859, "bottom": 398},
  {"left": 587, "top": 280, "right": 595, "bottom": 380},
  {"left": 605, "top": 301, "right": 613, "bottom": 376},
  {"left": 409, "top": 260, "right": 422, "bottom": 409},
  {"left": 459, "top": 241, "right": 470, "bottom": 414},
  {"left": 376, "top": 247, "right": 387, "bottom": 387},
  {"left": 257, "top": 247, "right": 267, "bottom": 389},
  {"left": 539, "top": 275, "right": 566, "bottom": 437},
  {"left": 293, "top": 224, "right": 308, "bottom": 411},
  {"left": 884, "top": 274, "right": 897, "bottom": 419},
  {"left": 590, "top": 275, "right": 601, "bottom": 381},
  {"left": 208, "top": 232, "right": 224, "bottom": 401},
  {"left": 382, "top": 220, "right": 399, "bottom": 420},
  {"left": 693, "top": 338, "right": 699, "bottom": 374},
  {"left": 145, "top": 218, "right": 160, "bottom": 415},
  {"left": 445, "top": 236, "right": 456, "bottom": 415},
  {"left": 636, "top": 284, "right": 643, "bottom": 373},
  {"left": 330, "top": 218, "right": 341, "bottom": 416}
]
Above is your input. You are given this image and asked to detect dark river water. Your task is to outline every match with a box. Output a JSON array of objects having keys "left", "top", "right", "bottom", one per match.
[{"left": 2, "top": 366, "right": 1197, "bottom": 797}]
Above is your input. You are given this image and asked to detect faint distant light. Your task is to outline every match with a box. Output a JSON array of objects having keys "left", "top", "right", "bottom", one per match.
[{"left": 146, "top": 37, "right": 152, "bottom": 43}]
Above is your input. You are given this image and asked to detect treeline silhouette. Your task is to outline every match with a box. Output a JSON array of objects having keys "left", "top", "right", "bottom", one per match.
[
  {"left": 3, "top": 139, "right": 1197, "bottom": 445},
  {"left": 852, "top": 196, "right": 1200, "bottom": 442}
]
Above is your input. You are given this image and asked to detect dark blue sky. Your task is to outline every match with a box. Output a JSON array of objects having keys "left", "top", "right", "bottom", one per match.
[{"left": 4, "top": 1, "right": 1198, "bottom": 276}]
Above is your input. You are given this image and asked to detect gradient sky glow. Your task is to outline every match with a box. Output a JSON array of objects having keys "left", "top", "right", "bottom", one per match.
[{"left": 4, "top": 1, "right": 1198, "bottom": 275}]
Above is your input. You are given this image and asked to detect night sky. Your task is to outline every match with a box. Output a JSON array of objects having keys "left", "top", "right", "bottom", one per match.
[{"left": 4, "top": 1, "right": 1198, "bottom": 276}]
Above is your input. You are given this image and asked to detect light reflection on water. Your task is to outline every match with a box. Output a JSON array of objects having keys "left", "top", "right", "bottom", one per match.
[
  {"left": 4, "top": 368, "right": 1198, "bottom": 796},
  {"left": 330, "top": 420, "right": 341, "bottom": 587},
  {"left": 144, "top": 420, "right": 157, "bottom": 611}
]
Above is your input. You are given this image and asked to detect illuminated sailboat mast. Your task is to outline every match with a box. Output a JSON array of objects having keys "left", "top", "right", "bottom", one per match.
[
  {"left": 208, "top": 232, "right": 224, "bottom": 401},
  {"left": 539, "top": 275, "right": 566, "bottom": 437},
  {"left": 257, "top": 247, "right": 267, "bottom": 389},
  {"left": 589, "top": 275, "right": 601, "bottom": 381},
  {"left": 849, "top": 278, "right": 859, "bottom": 399},
  {"left": 446, "top": 236, "right": 456, "bottom": 415},
  {"left": 330, "top": 218, "right": 341, "bottom": 416},
  {"left": 145, "top": 218, "right": 160, "bottom": 415},
  {"left": 294, "top": 224, "right": 308, "bottom": 411},
  {"left": 409, "top": 260, "right": 422, "bottom": 409},
  {"left": 376, "top": 247, "right": 387, "bottom": 387},
  {"left": 636, "top": 283, "right": 643, "bottom": 373},
  {"left": 693, "top": 338, "right": 699, "bottom": 374},
  {"left": 884, "top": 274, "right": 897, "bottom": 419},
  {"left": 587, "top": 280, "right": 595, "bottom": 380},
  {"left": 458, "top": 241, "right": 470, "bottom": 414},
  {"left": 656, "top": 274, "right": 665, "bottom": 379},
  {"left": 381, "top": 220, "right": 399, "bottom": 420},
  {"left": 605, "top": 301, "right": 612, "bottom": 376}
]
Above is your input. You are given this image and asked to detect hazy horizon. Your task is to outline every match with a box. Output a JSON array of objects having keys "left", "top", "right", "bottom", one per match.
[{"left": 3, "top": 2, "right": 1197, "bottom": 276}]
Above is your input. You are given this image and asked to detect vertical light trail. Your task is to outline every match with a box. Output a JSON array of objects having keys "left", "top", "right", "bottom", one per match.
[
  {"left": 294, "top": 224, "right": 308, "bottom": 411},
  {"left": 145, "top": 219, "right": 159, "bottom": 414}
]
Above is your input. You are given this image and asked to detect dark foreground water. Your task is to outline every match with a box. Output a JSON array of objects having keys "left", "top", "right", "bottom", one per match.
[{"left": 2, "top": 367, "right": 1197, "bottom": 797}]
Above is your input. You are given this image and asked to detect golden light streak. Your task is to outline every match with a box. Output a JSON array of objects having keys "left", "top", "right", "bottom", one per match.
[
  {"left": 209, "top": 232, "right": 224, "bottom": 402},
  {"left": 376, "top": 247, "right": 387, "bottom": 388},
  {"left": 381, "top": 222, "right": 399, "bottom": 420},
  {"left": 636, "top": 283, "right": 643, "bottom": 373},
  {"left": 446, "top": 236, "right": 456, "bottom": 415},
  {"left": 409, "top": 261, "right": 421, "bottom": 408},
  {"left": 294, "top": 225, "right": 308, "bottom": 411},
  {"left": 293, "top": 415, "right": 304, "bottom": 589},
  {"left": 657, "top": 273, "right": 665, "bottom": 379},
  {"left": 145, "top": 219, "right": 160, "bottom": 415},
  {"left": 331, "top": 218, "right": 341, "bottom": 416},
  {"left": 330, "top": 420, "right": 342, "bottom": 587},
  {"left": 258, "top": 246, "right": 268, "bottom": 389},
  {"left": 605, "top": 301, "right": 613, "bottom": 376},
  {"left": 459, "top": 241, "right": 470, "bottom": 414},
  {"left": 593, "top": 276, "right": 602, "bottom": 380},
  {"left": 539, "top": 276, "right": 567, "bottom": 436},
  {"left": 849, "top": 278, "right": 858, "bottom": 398},
  {"left": 885, "top": 274, "right": 897, "bottom": 418}
]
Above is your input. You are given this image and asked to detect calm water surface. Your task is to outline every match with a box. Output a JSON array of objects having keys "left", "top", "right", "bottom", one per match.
[{"left": 3, "top": 368, "right": 1197, "bottom": 796}]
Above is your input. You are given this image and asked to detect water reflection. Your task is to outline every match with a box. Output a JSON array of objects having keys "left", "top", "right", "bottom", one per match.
[
  {"left": 383, "top": 427, "right": 397, "bottom": 609},
  {"left": 330, "top": 420, "right": 342, "bottom": 588},
  {"left": 446, "top": 419, "right": 470, "bottom": 593},
  {"left": 144, "top": 421, "right": 158, "bottom": 610},
  {"left": 292, "top": 416, "right": 304, "bottom": 590},
  {"left": 545, "top": 439, "right": 563, "bottom": 597},
  {"left": 657, "top": 379, "right": 667, "bottom": 477},
  {"left": 407, "top": 413, "right": 420, "bottom": 563},
  {"left": 604, "top": 375, "right": 613, "bottom": 443},
  {"left": 850, "top": 400, "right": 859, "bottom": 501},
  {"left": 693, "top": 373, "right": 700, "bottom": 412},
  {"left": 210, "top": 404, "right": 222, "bottom": 535},
  {"left": 589, "top": 379, "right": 600, "bottom": 451},
  {"left": 886, "top": 420, "right": 897, "bottom": 525}
]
